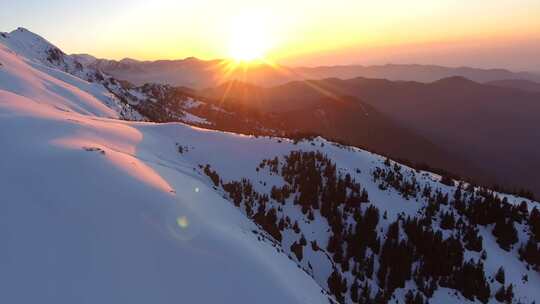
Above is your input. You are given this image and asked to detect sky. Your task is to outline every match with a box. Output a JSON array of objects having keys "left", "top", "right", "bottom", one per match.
[{"left": 1, "top": 0, "right": 540, "bottom": 71}]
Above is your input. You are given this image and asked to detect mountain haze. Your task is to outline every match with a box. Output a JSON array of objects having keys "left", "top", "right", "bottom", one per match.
[{"left": 74, "top": 54, "right": 540, "bottom": 89}]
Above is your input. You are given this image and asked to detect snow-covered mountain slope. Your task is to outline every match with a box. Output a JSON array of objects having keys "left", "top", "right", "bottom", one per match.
[
  {"left": 1, "top": 28, "right": 84, "bottom": 75},
  {"left": 0, "top": 78, "right": 330, "bottom": 304},
  {"left": 1, "top": 28, "right": 539, "bottom": 304},
  {"left": 0, "top": 28, "right": 224, "bottom": 125},
  {"left": 0, "top": 28, "right": 333, "bottom": 304},
  {"left": 0, "top": 28, "right": 143, "bottom": 120},
  {"left": 136, "top": 126, "right": 540, "bottom": 304},
  {"left": 0, "top": 28, "right": 280, "bottom": 134}
]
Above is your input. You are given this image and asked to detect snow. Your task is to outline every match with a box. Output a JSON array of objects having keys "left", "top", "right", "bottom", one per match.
[
  {"left": 0, "top": 30, "right": 330, "bottom": 304},
  {"left": 127, "top": 88, "right": 148, "bottom": 102},
  {"left": 181, "top": 111, "right": 210, "bottom": 125},
  {"left": 1, "top": 27, "right": 60, "bottom": 66},
  {"left": 183, "top": 97, "right": 204, "bottom": 109},
  {"left": 0, "top": 28, "right": 144, "bottom": 121},
  {"left": 141, "top": 129, "right": 539, "bottom": 303},
  {"left": 0, "top": 89, "right": 330, "bottom": 304},
  {"left": 1, "top": 27, "right": 538, "bottom": 304},
  {"left": 0, "top": 43, "right": 119, "bottom": 118}
]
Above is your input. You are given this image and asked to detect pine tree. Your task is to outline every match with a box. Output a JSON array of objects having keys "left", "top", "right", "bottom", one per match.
[
  {"left": 464, "top": 225, "right": 483, "bottom": 252},
  {"left": 366, "top": 254, "right": 374, "bottom": 279},
  {"left": 299, "top": 234, "right": 307, "bottom": 246},
  {"left": 350, "top": 280, "right": 359, "bottom": 303},
  {"left": 530, "top": 207, "right": 540, "bottom": 242},
  {"left": 413, "top": 292, "right": 425, "bottom": 304},
  {"left": 360, "top": 282, "right": 371, "bottom": 302},
  {"left": 405, "top": 290, "right": 415, "bottom": 304},
  {"left": 373, "top": 290, "right": 385, "bottom": 304},
  {"left": 492, "top": 218, "right": 518, "bottom": 251},
  {"left": 519, "top": 236, "right": 540, "bottom": 268},
  {"left": 327, "top": 269, "right": 346, "bottom": 303},
  {"left": 476, "top": 262, "right": 491, "bottom": 304},
  {"left": 456, "top": 260, "right": 490, "bottom": 303},
  {"left": 440, "top": 211, "right": 455, "bottom": 230},
  {"left": 495, "top": 267, "right": 505, "bottom": 284},
  {"left": 293, "top": 221, "right": 300, "bottom": 233},
  {"left": 505, "top": 284, "right": 514, "bottom": 304},
  {"left": 290, "top": 241, "right": 303, "bottom": 261},
  {"left": 495, "top": 285, "right": 506, "bottom": 302}
]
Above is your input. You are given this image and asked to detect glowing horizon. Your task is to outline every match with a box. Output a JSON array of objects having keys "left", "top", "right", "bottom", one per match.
[{"left": 2, "top": 0, "right": 540, "bottom": 70}]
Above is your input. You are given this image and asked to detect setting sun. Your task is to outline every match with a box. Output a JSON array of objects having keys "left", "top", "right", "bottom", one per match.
[{"left": 228, "top": 12, "right": 271, "bottom": 62}]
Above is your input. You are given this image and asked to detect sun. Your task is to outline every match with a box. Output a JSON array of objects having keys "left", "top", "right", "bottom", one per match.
[
  {"left": 228, "top": 13, "right": 271, "bottom": 62},
  {"left": 229, "top": 31, "right": 266, "bottom": 62}
]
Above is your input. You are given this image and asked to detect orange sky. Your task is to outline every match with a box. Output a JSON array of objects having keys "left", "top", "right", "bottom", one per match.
[{"left": 2, "top": 0, "right": 540, "bottom": 70}]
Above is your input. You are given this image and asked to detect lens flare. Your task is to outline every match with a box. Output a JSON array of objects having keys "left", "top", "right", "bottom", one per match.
[{"left": 177, "top": 216, "right": 189, "bottom": 229}]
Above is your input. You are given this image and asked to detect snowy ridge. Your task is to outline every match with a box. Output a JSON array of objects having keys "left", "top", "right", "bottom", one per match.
[
  {"left": 0, "top": 28, "right": 144, "bottom": 120},
  {"left": 146, "top": 128, "right": 540, "bottom": 304},
  {"left": 1, "top": 27, "right": 111, "bottom": 84},
  {"left": 0, "top": 27, "right": 253, "bottom": 128}
]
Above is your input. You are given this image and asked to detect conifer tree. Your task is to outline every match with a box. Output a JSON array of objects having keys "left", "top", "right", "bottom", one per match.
[{"left": 495, "top": 267, "right": 505, "bottom": 284}]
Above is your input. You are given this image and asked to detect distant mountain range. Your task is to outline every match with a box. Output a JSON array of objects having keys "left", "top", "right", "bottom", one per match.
[
  {"left": 73, "top": 54, "right": 540, "bottom": 89},
  {"left": 201, "top": 77, "right": 540, "bottom": 197},
  {"left": 486, "top": 79, "right": 540, "bottom": 93}
]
